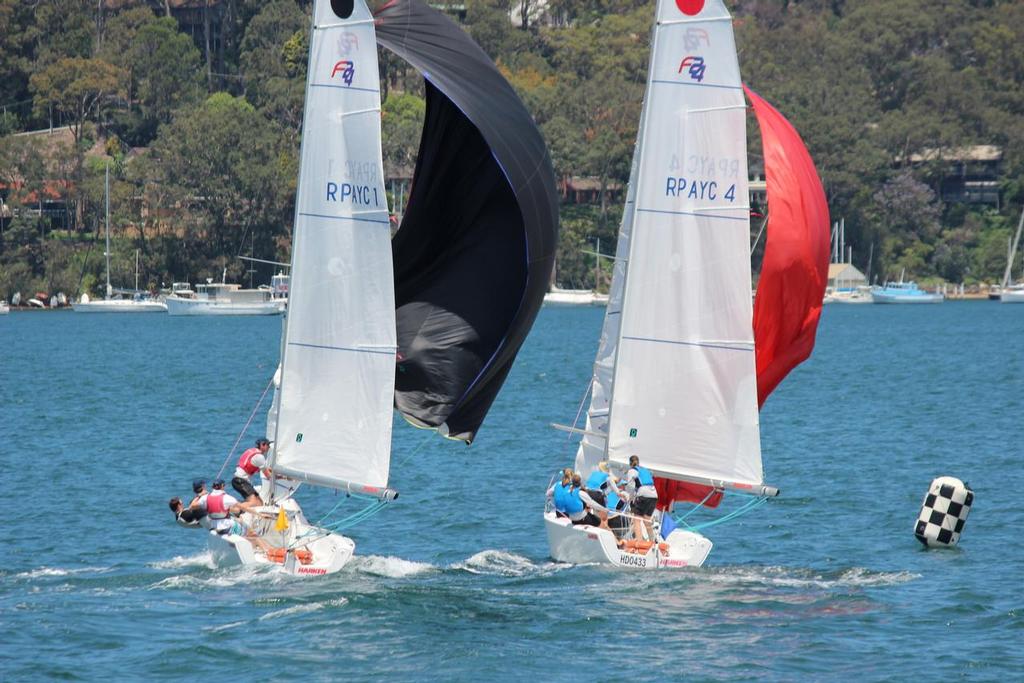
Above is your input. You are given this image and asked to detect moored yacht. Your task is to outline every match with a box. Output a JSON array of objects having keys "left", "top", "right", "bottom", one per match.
[
  {"left": 870, "top": 281, "right": 944, "bottom": 304},
  {"left": 165, "top": 276, "right": 287, "bottom": 316}
]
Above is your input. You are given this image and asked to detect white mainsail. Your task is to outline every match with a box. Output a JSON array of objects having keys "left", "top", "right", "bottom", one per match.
[
  {"left": 602, "top": 0, "right": 763, "bottom": 488},
  {"left": 573, "top": 123, "right": 643, "bottom": 479},
  {"left": 270, "top": 0, "right": 396, "bottom": 491}
]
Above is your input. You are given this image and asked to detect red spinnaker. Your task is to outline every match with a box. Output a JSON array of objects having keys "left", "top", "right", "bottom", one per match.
[
  {"left": 745, "top": 85, "right": 830, "bottom": 406},
  {"left": 656, "top": 87, "right": 829, "bottom": 510}
]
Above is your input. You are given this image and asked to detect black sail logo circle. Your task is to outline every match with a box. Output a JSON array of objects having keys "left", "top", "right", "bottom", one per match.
[{"left": 331, "top": 0, "right": 354, "bottom": 18}]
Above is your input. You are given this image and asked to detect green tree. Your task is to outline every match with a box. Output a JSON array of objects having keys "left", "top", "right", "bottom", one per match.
[
  {"left": 132, "top": 17, "right": 205, "bottom": 124},
  {"left": 29, "top": 57, "right": 124, "bottom": 147},
  {"left": 148, "top": 93, "right": 293, "bottom": 278},
  {"left": 239, "top": 0, "right": 308, "bottom": 132},
  {"left": 24, "top": 0, "right": 94, "bottom": 68},
  {"left": 866, "top": 171, "right": 942, "bottom": 278},
  {"left": 381, "top": 93, "right": 425, "bottom": 176},
  {"left": 0, "top": 0, "right": 34, "bottom": 128}
]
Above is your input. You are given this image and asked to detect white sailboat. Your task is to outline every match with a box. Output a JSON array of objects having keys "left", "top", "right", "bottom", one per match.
[
  {"left": 999, "top": 207, "right": 1024, "bottom": 303},
  {"left": 73, "top": 163, "right": 166, "bottom": 313},
  {"left": 198, "top": 0, "right": 558, "bottom": 575},
  {"left": 544, "top": 240, "right": 611, "bottom": 306},
  {"left": 545, "top": 0, "right": 828, "bottom": 569}
]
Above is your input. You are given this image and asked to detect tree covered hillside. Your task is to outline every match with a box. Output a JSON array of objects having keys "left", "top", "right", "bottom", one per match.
[{"left": 1, "top": 0, "right": 1022, "bottom": 298}]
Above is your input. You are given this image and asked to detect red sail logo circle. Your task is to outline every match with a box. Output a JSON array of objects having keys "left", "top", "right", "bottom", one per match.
[{"left": 676, "top": 0, "right": 705, "bottom": 15}]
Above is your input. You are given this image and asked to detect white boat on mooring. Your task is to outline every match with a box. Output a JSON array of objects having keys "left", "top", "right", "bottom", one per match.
[
  {"left": 164, "top": 279, "right": 286, "bottom": 316},
  {"left": 543, "top": 286, "right": 609, "bottom": 306},
  {"left": 73, "top": 164, "right": 166, "bottom": 313},
  {"left": 544, "top": 0, "right": 829, "bottom": 570}
]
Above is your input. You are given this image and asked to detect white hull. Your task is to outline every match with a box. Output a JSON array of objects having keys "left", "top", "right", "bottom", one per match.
[
  {"left": 543, "top": 511, "right": 712, "bottom": 569},
  {"left": 72, "top": 299, "right": 166, "bottom": 313},
  {"left": 871, "top": 292, "right": 944, "bottom": 304},
  {"left": 205, "top": 501, "right": 354, "bottom": 576},
  {"left": 165, "top": 296, "right": 284, "bottom": 316},
  {"left": 1000, "top": 289, "right": 1024, "bottom": 303},
  {"left": 829, "top": 292, "right": 872, "bottom": 304},
  {"left": 207, "top": 527, "right": 354, "bottom": 576},
  {"left": 0, "top": 304, "right": 8, "bottom": 315},
  {"left": 543, "top": 288, "right": 609, "bottom": 306}
]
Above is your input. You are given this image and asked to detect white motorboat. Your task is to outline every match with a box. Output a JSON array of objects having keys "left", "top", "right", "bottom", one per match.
[
  {"left": 0, "top": 301, "right": 9, "bottom": 315},
  {"left": 830, "top": 285, "right": 873, "bottom": 304},
  {"left": 164, "top": 281, "right": 284, "bottom": 316},
  {"left": 545, "top": 0, "right": 828, "bottom": 569}
]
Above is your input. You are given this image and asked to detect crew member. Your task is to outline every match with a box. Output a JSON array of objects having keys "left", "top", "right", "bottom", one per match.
[
  {"left": 232, "top": 438, "right": 270, "bottom": 504},
  {"left": 168, "top": 497, "right": 205, "bottom": 528},
  {"left": 566, "top": 473, "right": 605, "bottom": 528},
  {"left": 546, "top": 468, "right": 573, "bottom": 517},
  {"left": 585, "top": 462, "right": 626, "bottom": 532},
  {"left": 623, "top": 455, "right": 659, "bottom": 540}
]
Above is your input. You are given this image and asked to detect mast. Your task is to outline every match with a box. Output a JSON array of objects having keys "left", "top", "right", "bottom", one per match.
[
  {"left": 603, "top": 0, "right": 762, "bottom": 489},
  {"left": 104, "top": 161, "right": 111, "bottom": 300},
  {"left": 1001, "top": 206, "right": 1024, "bottom": 289},
  {"left": 135, "top": 249, "right": 140, "bottom": 292}
]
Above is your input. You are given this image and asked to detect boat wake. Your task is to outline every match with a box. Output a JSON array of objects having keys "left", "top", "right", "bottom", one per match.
[
  {"left": 452, "top": 550, "right": 567, "bottom": 577},
  {"left": 148, "top": 563, "right": 282, "bottom": 590},
  {"left": 258, "top": 598, "right": 348, "bottom": 621},
  {"left": 148, "top": 553, "right": 215, "bottom": 570},
  {"left": 352, "top": 555, "right": 437, "bottom": 578},
  {"left": 701, "top": 565, "right": 920, "bottom": 589},
  {"left": 12, "top": 566, "right": 113, "bottom": 580}
]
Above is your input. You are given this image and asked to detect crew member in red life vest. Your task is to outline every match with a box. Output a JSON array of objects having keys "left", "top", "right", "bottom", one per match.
[
  {"left": 232, "top": 438, "right": 271, "bottom": 504},
  {"left": 206, "top": 479, "right": 260, "bottom": 533},
  {"left": 206, "top": 479, "right": 274, "bottom": 554}
]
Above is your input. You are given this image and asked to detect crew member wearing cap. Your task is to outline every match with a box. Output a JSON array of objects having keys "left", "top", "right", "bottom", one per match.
[{"left": 232, "top": 438, "right": 271, "bottom": 504}]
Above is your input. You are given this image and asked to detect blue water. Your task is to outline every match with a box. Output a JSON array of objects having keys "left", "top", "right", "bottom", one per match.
[{"left": 1, "top": 303, "right": 1021, "bottom": 680}]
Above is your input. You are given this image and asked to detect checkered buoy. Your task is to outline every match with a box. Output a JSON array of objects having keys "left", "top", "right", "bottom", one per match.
[{"left": 914, "top": 476, "right": 973, "bottom": 548}]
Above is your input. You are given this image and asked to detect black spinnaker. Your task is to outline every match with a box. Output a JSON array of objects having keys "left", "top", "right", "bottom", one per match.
[{"left": 375, "top": 0, "right": 559, "bottom": 443}]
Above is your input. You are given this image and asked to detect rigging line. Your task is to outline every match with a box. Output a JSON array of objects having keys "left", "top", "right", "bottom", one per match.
[
  {"left": 215, "top": 373, "right": 276, "bottom": 480},
  {"left": 393, "top": 432, "right": 433, "bottom": 469},
  {"left": 567, "top": 380, "right": 594, "bottom": 448},
  {"left": 750, "top": 213, "right": 769, "bottom": 256}
]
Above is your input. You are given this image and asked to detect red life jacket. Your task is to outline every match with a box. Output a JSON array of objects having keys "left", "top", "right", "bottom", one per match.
[
  {"left": 206, "top": 491, "right": 228, "bottom": 518},
  {"left": 238, "top": 447, "right": 262, "bottom": 476}
]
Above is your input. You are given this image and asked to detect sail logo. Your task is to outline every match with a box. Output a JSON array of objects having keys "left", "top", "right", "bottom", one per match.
[
  {"left": 330, "top": 60, "right": 355, "bottom": 86},
  {"left": 683, "top": 28, "right": 710, "bottom": 50},
  {"left": 675, "top": 0, "right": 705, "bottom": 15},
  {"left": 679, "top": 56, "right": 706, "bottom": 82},
  {"left": 337, "top": 32, "right": 359, "bottom": 55}
]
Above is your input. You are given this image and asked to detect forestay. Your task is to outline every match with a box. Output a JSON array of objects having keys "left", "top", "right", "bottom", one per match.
[
  {"left": 573, "top": 130, "right": 643, "bottom": 479},
  {"left": 605, "top": 0, "right": 763, "bottom": 488},
  {"left": 271, "top": 0, "right": 395, "bottom": 491}
]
